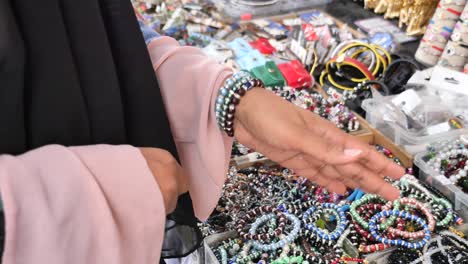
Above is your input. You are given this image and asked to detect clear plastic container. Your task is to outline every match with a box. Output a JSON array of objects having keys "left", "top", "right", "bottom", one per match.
[
  {"left": 203, "top": 231, "right": 237, "bottom": 264},
  {"left": 211, "top": 0, "right": 332, "bottom": 19},
  {"left": 362, "top": 98, "right": 468, "bottom": 155},
  {"left": 281, "top": 0, "right": 332, "bottom": 13},
  {"left": 414, "top": 151, "right": 468, "bottom": 220}
]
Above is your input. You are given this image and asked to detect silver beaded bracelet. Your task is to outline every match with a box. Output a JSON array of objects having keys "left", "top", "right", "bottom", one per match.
[{"left": 215, "top": 71, "right": 264, "bottom": 137}]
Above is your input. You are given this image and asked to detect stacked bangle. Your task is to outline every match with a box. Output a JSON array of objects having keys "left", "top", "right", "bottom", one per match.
[{"left": 215, "top": 71, "right": 264, "bottom": 137}]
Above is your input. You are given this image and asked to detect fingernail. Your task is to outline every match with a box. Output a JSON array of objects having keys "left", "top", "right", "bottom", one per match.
[{"left": 344, "top": 149, "right": 362, "bottom": 157}]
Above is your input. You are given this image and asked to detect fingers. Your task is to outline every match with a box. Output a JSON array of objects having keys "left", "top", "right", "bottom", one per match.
[
  {"left": 299, "top": 109, "right": 405, "bottom": 180},
  {"left": 296, "top": 157, "right": 347, "bottom": 194},
  {"left": 335, "top": 162, "right": 400, "bottom": 201},
  {"left": 358, "top": 145, "right": 406, "bottom": 180},
  {"left": 291, "top": 123, "right": 364, "bottom": 166}
]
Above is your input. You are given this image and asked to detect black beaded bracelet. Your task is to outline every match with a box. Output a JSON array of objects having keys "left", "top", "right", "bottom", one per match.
[{"left": 215, "top": 71, "right": 264, "bottom": 137}]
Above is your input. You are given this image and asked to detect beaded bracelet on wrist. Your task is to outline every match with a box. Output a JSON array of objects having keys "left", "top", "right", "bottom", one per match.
[{"left": 215, "top": 71, "right": 264, "bottom": 137}]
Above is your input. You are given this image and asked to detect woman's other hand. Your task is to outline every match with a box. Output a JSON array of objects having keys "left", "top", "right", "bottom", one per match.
[{"left": 139, "top": 148, "right": 188, "bottom": 214}]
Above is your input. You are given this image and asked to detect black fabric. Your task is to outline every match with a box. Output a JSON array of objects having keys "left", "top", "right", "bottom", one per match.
[
  {"left": 0, "top": 0, "right": 26, "bottom": 154},
  {"left": 0, "top": 0, "right": 200, "bottom": 259},
  {"left": 97, "top": 0, "right": 177, "bottom": 152},
  {"left": 60, "top": 0, "right": 127, "bottom": 144},
  {"left": 12, "top": 0, "right": 91, "bottom": 149}
]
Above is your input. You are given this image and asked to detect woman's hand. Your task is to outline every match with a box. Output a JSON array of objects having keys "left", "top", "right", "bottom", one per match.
[
  {"left": 139, "top": 148, "right": 188, "bottom": 214},
  {"left": 234, "top": 88, "right": 405, "bottom": 200}
]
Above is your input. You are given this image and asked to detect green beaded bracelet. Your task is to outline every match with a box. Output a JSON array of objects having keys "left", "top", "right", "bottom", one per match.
[{"left": 350, "top": 194, "right": 400, "bottom": 230}]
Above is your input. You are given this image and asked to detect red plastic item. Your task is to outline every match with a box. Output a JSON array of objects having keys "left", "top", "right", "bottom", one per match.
[
  {"left": 277, "top": 60, "right": 313, "bottom": 89},
  {"left": 302, "top": 24, "right": 318, "bottom": 41},
  {"left": 249, "top": 38, "right": 276, "bottom": 55},
  {"left": 240, "top": 13, "right": 252, "bottom": 21}
]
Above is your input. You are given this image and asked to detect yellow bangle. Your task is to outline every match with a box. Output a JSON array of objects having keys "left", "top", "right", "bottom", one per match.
[
  {"left": 322, "top": 57, "right": 376, "bottom": 91},
  {"left": 337, "top": 43, "right": 381, "bottom": 82}
]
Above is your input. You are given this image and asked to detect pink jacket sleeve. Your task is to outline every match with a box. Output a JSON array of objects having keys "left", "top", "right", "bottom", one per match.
[
  {"left": 0, "top": 145, "right": 165, "bottom": 264},
  {"left": 147, "top": 37, "right": 234, "bottom": 221}
]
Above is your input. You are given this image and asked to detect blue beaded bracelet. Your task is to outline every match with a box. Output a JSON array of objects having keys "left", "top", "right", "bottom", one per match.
[
  {"left": 302, "top": 203, "right": 348, "bottom": 242},
  {"left": 249, "top": 213, "right": 301, "bottom": 252},
  {"left": 368, "top": 210, "right": 431, "bottom": 249},
  {"left": 215, "top": 71, "right": 264, "bottom": 137}
]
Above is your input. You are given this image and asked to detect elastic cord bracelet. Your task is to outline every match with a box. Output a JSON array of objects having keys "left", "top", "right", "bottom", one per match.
[{"left": 215, "top": 71, "right": 264, "bottom": 137}]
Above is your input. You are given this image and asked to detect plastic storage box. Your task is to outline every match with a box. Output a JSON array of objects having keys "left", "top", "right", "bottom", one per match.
[
  {"left": 362, "top": 98, "right": 468, "bottom": 155},
  {"left": 211, "top": 0, "right": 332, "bottom": 19},
  {"left": 414, "top": 151, "right": 468, "bottom": 220}
]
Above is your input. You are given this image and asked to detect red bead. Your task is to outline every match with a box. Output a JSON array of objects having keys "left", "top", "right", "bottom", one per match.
[{"left": 231, "top": 97, "right": 239, "bottom": 105}]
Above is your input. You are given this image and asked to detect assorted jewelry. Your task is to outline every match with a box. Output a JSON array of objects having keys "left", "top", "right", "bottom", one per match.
[
  {"left": 203, "top": 164, "right": 467, "bottom": 264},
  {"left": 321, "top": 41, "right": 418, "bottom": 114},
  {"left": 424, "top": 138, "right": 468, "bottom": 193},
  {"left": 375, "top": 144, "right": 404, "bottom": 167}
]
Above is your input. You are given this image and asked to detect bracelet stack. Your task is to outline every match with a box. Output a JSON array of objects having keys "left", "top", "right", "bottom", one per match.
[{"left": 215, "top": 71, "right": 264, "bottom": 137}]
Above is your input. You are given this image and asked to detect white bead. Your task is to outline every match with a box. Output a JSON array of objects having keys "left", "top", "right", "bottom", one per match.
[{"left": 460, "top": 170, "right": 467, "bottom": 177}]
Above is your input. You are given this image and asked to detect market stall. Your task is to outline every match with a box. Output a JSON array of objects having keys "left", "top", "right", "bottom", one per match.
[{"left": 134, "top": 0, "right": 468, "bottom": 263}]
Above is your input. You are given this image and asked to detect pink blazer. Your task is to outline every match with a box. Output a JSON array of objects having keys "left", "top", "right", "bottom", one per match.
[{"left": 0, "top": 37, "right": 233, "bottom": 263}]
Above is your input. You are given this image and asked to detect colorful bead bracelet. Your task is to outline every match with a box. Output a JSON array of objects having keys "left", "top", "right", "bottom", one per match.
[
  {"left": 250, "top": 213, "right": 301, "bottom": 252},
  {"left": 369, "top": 210, "right": 431, "bottom": 249},
  {"left": 215, "top": 71, "right": 264, "bottom": 137},
  {"left": 384, "top": 197, "right": 435, "bottom": 239},
  {"left": 302, "top": 203, "right": 348, "bottom": 242},
  {"left": 236, "top": 206, "right": 287, "bottom": 242},
  {"left": 350, "top": 194, "right": 400, "bottom": 230}
]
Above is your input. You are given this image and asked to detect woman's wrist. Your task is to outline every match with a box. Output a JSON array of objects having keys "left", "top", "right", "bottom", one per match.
[{"left": 235, "top": 87, "right": 266, "bottom": 127}]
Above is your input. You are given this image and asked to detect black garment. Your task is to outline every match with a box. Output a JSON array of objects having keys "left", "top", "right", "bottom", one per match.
[
  {"left": 0, "top": 0, "right": 26, "bottom": 154},
  {"left": 0, "top": 0, "right": 201, "bottom": 259}
]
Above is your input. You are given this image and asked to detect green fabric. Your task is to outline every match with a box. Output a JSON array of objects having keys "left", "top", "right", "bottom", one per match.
[{"left": 250, "top": 61, "right": 286, "bottom": 88}]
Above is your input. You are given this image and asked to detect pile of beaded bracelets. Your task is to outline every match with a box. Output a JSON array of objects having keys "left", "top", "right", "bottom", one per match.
[
  {"left": 302, "top": 203, "right": 348, "bottom": 244},
  {"left": 350, "top": 194, "right": 400, "bottom": 231},
  {"left": 369, "top": 210, "right": 431, "bottom": 249},
  {"left": 385, "top": 197, "right": 435, "bottom": 239},
  {"left": 236, "top": 206, "right": 286, "bottom": 242},
  {"left": 215, "top": 71, "right": 264, "bottom": 137},
  {"left": 398, "top": 175, "right": 455, "bottom": 227},
  {"left": 249, "top": 213, "right": 301, "bottom": 252}
]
